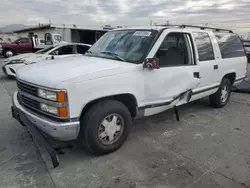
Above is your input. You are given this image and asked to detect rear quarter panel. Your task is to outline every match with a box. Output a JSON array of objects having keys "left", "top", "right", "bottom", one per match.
[{"left": 210, "top": 32, "right": 247, "bottom": 81}]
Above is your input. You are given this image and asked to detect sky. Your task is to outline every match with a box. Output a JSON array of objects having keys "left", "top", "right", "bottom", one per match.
[{"left": 1, "top": 0, "right": 250, "bottom": 37}]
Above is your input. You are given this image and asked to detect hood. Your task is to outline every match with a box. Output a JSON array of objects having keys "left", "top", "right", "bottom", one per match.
[
  {"left": 7, "top": 53, "right": 37, "bottom": 61},
  {"left": 4, "top": 53, "right": 46, "bottom": 65},
  {"left": 16, "top": 56, "right": 138, "bottom": 88}
]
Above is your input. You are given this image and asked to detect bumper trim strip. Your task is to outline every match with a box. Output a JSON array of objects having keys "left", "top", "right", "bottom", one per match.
[{"left": 12, "top": 105, "right": 60, "bottom": 168}]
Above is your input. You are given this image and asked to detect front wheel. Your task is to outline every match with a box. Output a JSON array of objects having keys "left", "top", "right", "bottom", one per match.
[
  {"left": 209, "top": 78, "right": 232, "bottom": 108},
  {"left": 79, "top": 100, "right": 132, "bottom": 155},
  {"left": 3, "top": 49, "right": 15, "bottom": 58}
]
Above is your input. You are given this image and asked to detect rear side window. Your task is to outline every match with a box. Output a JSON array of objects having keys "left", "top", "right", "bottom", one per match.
[
  {"left": 193, "top": 32, "right": 214, "bottom": 62},
  {"left": 215, "top": 33, "right": 245, "bottom": 58}
]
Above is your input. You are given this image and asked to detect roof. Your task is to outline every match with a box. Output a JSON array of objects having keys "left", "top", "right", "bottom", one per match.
[
  {"left": 14, "top": 23, "right": 119, "bottom": 33},
  {"left": 60, "top": 42, "right": 92, "bottom": 47},
  {"left": 113, "top": 25, "right": 233, "bottom": 33},
  {"left": 14, "top": 24, "right": 51, "bottom": 33}
]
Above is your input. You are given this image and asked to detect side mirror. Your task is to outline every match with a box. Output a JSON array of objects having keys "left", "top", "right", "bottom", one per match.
[{"left": 143, "top": 58, "right": 160, "bottom": 69}]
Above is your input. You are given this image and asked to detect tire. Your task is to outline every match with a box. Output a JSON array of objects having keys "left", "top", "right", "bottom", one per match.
[
  {"left": 209, "top": 78, "right": 232, "bottom": 108},
  {"left": 3, "top": 49, "right": 15, "bottom": 58},
  {"left": 79, "top": 100, "right": 132, "bottom": 155}
]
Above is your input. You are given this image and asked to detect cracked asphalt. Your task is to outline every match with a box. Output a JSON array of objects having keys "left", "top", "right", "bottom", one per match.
[{"left": 0, "top": 57, "right": 250, "bottom": 188}]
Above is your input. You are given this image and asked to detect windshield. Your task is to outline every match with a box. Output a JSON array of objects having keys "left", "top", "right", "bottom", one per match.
[
  {"left": 85, "top": 30, "right": 158, "bottom": 64},
  {"left": 35, "top": 46, "right": 54, "bottom": 54}
]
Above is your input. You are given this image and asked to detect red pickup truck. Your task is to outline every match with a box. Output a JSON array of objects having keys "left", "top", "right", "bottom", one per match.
[{"left": 0, "top": 38, "right": 34, "bottom": 58}]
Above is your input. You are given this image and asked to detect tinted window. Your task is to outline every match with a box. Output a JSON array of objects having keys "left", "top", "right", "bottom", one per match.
[
  {"left": 215, "top": 33, "right": 245, "bottom": 58},
  {"left": 51, "top": 45, "right": 73, "bottom": 55},
  {"left": 156, "top": 33, "right": 193, "bottom": 67},
  {"left": 77, "top": 45, "right": 90, "bottom": 54},
  {"left": 16, "top": 38, "right": 29, "bottom": 44},
  {"left": 193, "top": 32, "right": 214, "bottom": 61}
]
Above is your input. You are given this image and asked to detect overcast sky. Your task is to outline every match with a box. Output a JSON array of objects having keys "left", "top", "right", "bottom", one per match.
[{"left": 1, "top": 0, "right": 250, "bottom": 37}]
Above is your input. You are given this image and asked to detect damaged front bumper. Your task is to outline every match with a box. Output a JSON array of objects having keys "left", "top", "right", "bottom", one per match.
[{"left": 11, "top": 92, "right": 80, "bottom": 167}]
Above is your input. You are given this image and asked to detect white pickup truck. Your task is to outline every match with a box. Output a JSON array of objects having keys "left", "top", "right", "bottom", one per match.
[{"left": 12, "top": 25, "right": 247, "bottom": 157}]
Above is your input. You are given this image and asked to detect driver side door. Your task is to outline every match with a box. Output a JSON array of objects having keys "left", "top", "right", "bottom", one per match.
[{"left": 142, "top": 30, "right": 200, "bottom": 116}]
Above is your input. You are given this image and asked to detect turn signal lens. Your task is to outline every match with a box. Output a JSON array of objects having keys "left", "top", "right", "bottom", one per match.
[
  {"left": 58, "top": 107, "right": 68, "bottom": 117},
  {"left": 57, "top": 91, "right": 66, "bottom": 103}
]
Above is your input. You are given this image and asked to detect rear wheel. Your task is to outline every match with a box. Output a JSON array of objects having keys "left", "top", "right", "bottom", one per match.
[
  {"left": 209, "top": 78, "right": 232, "bottom": 108},
  {"left": 3, "top": 49, "right": 15, "bottom": 58},
  {"left": 79, "top": 100, "right": 132, "bottom": 155}
]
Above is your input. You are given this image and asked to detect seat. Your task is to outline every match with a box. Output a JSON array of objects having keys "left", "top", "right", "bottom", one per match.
[{"left": 160, "top": 46, "right": 184, "bottom": 66}]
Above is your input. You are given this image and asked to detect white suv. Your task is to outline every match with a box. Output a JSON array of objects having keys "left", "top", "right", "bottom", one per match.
[{"left": 12, "top": 25, "right": 247, "bottom": 156}]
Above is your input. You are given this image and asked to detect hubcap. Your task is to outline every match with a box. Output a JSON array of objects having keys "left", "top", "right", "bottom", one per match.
[
  {"left": 221, "top": 85, "right": 229, "bottom": 103},
  {"left": 98, "top": 113, "right": 124, "bottom": 145},
  {"left": 6, "top": 51, "right": 13, "bottom": 57}
]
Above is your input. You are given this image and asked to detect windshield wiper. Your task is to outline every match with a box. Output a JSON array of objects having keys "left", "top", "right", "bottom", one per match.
[{"left": 100, "top": 51, "right": 126, "bottom": 62}]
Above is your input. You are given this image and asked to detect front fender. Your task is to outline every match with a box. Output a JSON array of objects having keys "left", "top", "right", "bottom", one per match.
[{"left": 64, "top": 72, "right": 144, "bottom": 118}]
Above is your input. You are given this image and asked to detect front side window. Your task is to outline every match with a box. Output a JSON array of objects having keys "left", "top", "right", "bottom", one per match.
[
  {"left": 50, "top": 45, "right": 73, "bottom": 55},
  {"left": 15, "top": 38, "right": 29, "bottom": 44},
  {"left": 85, "top": 30, "right": 158, "bottom": 64},
  {"left": 77, "top": 45, "right": 90, "bottom": 54},
  {"left": 193, "top": 32, "right": 214, "bottom": 62},
  {"left": 215, "top": 33, "right": 246, "bottom": 58},
  {"left": 155, "top": 33, "right": 193, "bottom": 67}
]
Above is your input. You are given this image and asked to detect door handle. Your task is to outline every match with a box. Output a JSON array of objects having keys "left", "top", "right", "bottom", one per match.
[
  {"left": 193, "top": 72, "right": 200, "bottom": 78},
  {"left": 214, "top": 65, "right": 218, "bottom": 70}
]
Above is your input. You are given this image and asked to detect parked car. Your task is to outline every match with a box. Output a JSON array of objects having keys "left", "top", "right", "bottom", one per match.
[
  {"left": 243, "top": 40, "right": 250, "bottom": 63},
  {"left": 2, "top": 43, "right": 91, "bottom": 77},
  {"left": 11, "top": 25, "right": 247, "bottom": 161},
  {"left": 0, "top": 33, "right": 63, "bottom": 58}
]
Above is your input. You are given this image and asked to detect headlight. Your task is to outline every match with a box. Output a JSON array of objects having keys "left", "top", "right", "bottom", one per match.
[
  {"left": 40, "top": 103, "right": 58, "bottom": 115},
  {"left": 10, "top": 59, "right": 26, "bottom": 64},
  {"left": 40, "top": 104, "right": 68, "bottom": 117},
  {"left": 38, "top": 89, "right": 67, "bottom": 102}
]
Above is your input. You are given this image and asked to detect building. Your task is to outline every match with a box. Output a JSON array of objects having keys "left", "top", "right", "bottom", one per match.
[
  {"left": 14, "top": 23, "right": 119, "bottom": 45},
  {"left": 0, "top": 32, "right": 18, "bottom": 42}
]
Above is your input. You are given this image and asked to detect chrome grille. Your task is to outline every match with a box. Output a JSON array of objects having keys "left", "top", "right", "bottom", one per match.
[
  {"left": 22, "top": 95, "right": 40, "bottom": 109},
  {"left": 18, "top": 92, "right": 40, "bottom": 110},
  {"left": 17, "top": 80, "right": 38, "bottom": 96}
]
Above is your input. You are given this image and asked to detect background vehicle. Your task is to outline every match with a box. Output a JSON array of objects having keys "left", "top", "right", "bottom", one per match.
[
  {"left": 1, "top": 33, "right": 62, "bottom": 58},
  {"left": 12, "top": 25, "right": 247, "bottom": 163},
  {"left": 2, "top": 43, "right": 91, "bottom": 77},
  {"left": 243, "top": 40, "right": 250, "bottom": 63}
]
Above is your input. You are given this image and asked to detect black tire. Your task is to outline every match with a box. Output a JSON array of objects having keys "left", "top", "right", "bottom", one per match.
[
  {"left": 209, "top": 78, "right": 232, "bottom": 108},
  {"left": 3, "top": 49, "right": 15, "bottom": 58},
  {"left": 79, "top": 100, "right": 132, "bottom": 155}
]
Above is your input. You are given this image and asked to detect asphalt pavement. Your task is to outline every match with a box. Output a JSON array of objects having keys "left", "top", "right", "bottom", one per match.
[{"left": 0, "top": 57, "right": 250, "bottom": 188}]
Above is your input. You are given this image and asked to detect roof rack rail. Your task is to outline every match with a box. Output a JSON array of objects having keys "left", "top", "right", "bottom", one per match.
[{"left": 154, "top": 24, "right": 233, "bottom": 33}]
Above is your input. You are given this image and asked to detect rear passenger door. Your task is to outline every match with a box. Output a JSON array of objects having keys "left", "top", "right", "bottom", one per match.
[{"left": 191, "top": 31, "right": 221, "bottom": 100}]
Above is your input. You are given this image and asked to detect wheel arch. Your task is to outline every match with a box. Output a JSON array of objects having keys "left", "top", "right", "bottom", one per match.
[
  {"left": 223, "top": 72, "right": 236, "bottom": 84},
  {"left": 80, "top": 93, "right": 138, "bottom": 119},
  {"left": 3, "top": 47, "right": 16, "bottom": 55}
]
